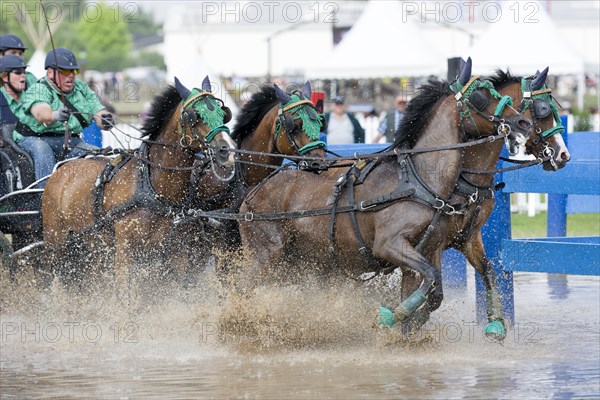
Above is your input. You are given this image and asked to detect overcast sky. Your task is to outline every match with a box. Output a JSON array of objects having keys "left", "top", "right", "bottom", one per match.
[{"left": 126, "top": 0, "right": 599, "bottom": 25}]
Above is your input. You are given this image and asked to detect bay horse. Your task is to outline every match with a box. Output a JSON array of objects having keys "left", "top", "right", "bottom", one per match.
[
  {"left": 41, "top": 76, "right": 234, "bottom": 294},
  {"left": 401, "top": 67, "right": 571, "bottom": 338},
  {"left": 186, "top": 82, "right": 327, "bottom": 255},
  {"left": 237, "top": 58, "right": 533, "bottom": 339}
]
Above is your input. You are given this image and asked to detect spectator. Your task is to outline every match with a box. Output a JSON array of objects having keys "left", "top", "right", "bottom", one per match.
[
  {"left": 373, "top": 95, "right": 410, "bottom": 144},
  {"left": 323, "top": 95, "right": 364, "bottom": 144}
]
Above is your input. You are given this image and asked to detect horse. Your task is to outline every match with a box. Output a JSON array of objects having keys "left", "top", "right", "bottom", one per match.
[
  {"left": 493, "top": 67, "right": 570, "bottom": 171},
  {"left": 236, "top": 58, "right": 533, "bottom": 340},
  {"left": 186, "top": 82, "right": 327, "bottom": 256},
  {"left": 41, "top": 76, "right": 234, "bottom": 294},
  {"left": 399, "top": 67, "right": 571, "bottom": 338}
]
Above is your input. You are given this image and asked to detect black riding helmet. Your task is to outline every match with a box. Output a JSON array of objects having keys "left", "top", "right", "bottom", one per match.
[
  {"left": 44, "top": 48, "right": 79, "bottom": 70},
  {"left": 0, "top": 34, "right": 27, "bottom": 52},
  {"left": 0, "top": 54, "right": 28, "bottom": 73}
]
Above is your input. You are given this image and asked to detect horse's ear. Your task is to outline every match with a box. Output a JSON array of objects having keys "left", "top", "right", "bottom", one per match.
[
  {"left": 274, "top": 84, "right": 291, "bottom": 104},
  {"left": 174, "top": 77, "right": 191, "bottom": 100},
  {"left": 202, "top": 75, "right": 212, "bottom": 92},
  {"left": 302, "top": 81, "right": 312, "bottom": 100},
  {"left": 531, "top": 67, "right": 549, "bottom": 90},
  {"left": 459, "top": 57, "right": 472, "bottom": 86}
]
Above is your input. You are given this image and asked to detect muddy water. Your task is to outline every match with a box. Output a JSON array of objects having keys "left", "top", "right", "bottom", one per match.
[{"left": 1, "top": 266, "right": 598, "bottom": 399}]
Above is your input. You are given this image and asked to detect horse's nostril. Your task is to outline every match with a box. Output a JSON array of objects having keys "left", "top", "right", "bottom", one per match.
[
  {"left": 218, "top": 145, "right": 230, "bottom": 158},
  {"left": 518, "top": 120, "right": 531, "bottom": 129}
]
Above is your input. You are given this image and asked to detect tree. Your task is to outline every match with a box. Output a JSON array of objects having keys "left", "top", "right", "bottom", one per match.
[
  {"left": 0, "top": 0, "right": 83, "bottom": 55},
  {"left": 75, "top": 2, "right": 132, "bottom": 71}
]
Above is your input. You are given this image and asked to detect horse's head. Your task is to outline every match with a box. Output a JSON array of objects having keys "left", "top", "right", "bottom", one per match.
[
  {"left": 451, "top": 57, "right": 532, "bottom": 156},
  {"left": 514, "top": 68, "right": 570, "bottom": 170},
  {"left": 175, "top": 76, "right": 235, "bottom": 168},
  {"left": 273, "top": 81, "right": 327, "bottom": 170}
]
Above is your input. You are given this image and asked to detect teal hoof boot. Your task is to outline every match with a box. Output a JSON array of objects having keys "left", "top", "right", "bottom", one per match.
[
  {"left": 484, "top": 320, "right": 506, "bottom": 342},
  {"left": 379, "top": 306, "right": 395, "bottom": 327}
]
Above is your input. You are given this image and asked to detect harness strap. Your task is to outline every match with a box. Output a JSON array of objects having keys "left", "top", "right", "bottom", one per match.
[
  {"left": 182, "top": 91, "right": 213, "bottom": 109},
  {"left": 282, "top": 99, "right": 313, "bottom": 112},
  {"left": 92, "top": 142, "right": 192, "bottom": 229},
  {"left": 415, "top": 209, "right": 443, "bottom": 253}
]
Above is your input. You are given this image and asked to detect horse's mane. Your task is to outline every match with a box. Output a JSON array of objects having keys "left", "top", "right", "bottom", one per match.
[
  {"left": 141, "top": 85, "right": 182, "bottom": 140},
  {"left": 488, "top": 69, "right": 521, "bottom": 89},
  {"left": 392, "top": 79, "right": 452, "bottom": 149},
  {"left": 231, "top": 85, "right": 279, "bottom": 144}
]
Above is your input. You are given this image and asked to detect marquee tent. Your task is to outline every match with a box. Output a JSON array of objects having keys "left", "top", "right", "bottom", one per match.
[{"left": 305, "top": 1, "right": 445, "bottom": 79}]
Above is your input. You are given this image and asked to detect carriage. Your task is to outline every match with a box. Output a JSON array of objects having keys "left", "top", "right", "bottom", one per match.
[{"left": 0, "top": 123, "right": 44, "bottom": 263}]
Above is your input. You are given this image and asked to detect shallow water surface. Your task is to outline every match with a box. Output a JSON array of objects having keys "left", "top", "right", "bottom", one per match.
[{"left": 1, "top": 270, "right": 598, "bottom": 399}]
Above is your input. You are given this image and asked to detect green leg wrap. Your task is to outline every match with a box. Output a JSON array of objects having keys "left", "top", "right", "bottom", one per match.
[
  {"left": 394, "top": 289, "right": 427, "bottom": 323},
  {"left": 484, "top": 320, "right": 506, "bottom": 338},
  {"left": 379, "top": 306, "right": 395, "bottom": 327},
  {"left": 486, "top": 289, "right": 504, "bottom": 321},
  {"left": 379, "top": 290, "right": 427, "bottom": 327}
]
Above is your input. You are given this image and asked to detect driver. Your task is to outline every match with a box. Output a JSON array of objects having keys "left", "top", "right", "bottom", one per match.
[{"left": 13, "top": 47, "right": 114, "bottom": 182}]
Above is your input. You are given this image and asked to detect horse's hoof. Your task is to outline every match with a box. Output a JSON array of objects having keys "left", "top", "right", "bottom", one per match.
[
  {"left": 379, "top": 306, "right": 395, "bottom": 327},
  {"left": 484, "top": 320, "right": 506, "bottom": 342}
]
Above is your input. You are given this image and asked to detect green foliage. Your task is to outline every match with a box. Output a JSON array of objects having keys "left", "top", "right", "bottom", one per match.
[
  {"left": 75, "top": 2, "right": 132, "bottom": 71},
  {"left": 572, "top": 108, "right": 592, "bottom": 132},
  {"left": 125, "top": 6, "right": 161, "bottom": 37},
  {"left": 2, "top": 1, "right": 161, "bottom": 71},
  {"left": 0, "top": 0, "right": 83, "bottom": 56},
  {"left": 512, "top": 212, "right": 600, "bottom": 238},
  {"left": 131, "top": 51, "right": 165, "bottom": 70}
]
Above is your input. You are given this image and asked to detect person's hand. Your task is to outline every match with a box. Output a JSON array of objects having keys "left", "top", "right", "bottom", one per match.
[
  {"left": 52, "top": 107, "right": 70, "bottom": 122},
  {"left": 100, "top": 113, "right": 114, "bottom": 130}
]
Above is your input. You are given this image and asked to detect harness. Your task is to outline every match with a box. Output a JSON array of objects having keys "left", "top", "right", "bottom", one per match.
[
  {"left": 518, "top": 77, "right": 565, "bottom": 169},
  {"left": 84, "top": 90, "right": 230, "bottom": 235},
  {"left": 91, "top": 144, "right": 193, "bottom": 228}
]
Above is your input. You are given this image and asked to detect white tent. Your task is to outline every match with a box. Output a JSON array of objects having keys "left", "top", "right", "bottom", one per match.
[
  {"left": 469, "top": 1, "right": 586, "bottom": 108},
  {"left": 469, "top": 2, "right": 585, "bottom": 76},
  {"left": 305, "top": 0, "right": 445, "bottom": 79}
]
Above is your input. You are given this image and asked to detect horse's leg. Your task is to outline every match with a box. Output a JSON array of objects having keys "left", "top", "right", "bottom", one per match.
[
  {"left": 460, "top": 231, "right": 506, "bottom": 341},
  {"left": 113, "top": 220, "right": 134, "bottom": 305},
  {"left": 397, "top": 250, "right": 444, "bottom": 334},
  {"left": 375, "top": 237, "right": 442, "bottom": 330},
  {"left": 239, "top": 222, "right": 286, "bottom": 292}
]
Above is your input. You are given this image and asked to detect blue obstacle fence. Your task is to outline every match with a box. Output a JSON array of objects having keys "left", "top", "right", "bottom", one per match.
[{"left": 481, "top": 117, "right": 600, "bottom": 323}]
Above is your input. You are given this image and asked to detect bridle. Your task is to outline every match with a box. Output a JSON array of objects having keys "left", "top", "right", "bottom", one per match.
[
  {"left": 451, "top": 76, "right": 516, "bottom": 143},
  {"left": 274, "top": 92, "right": 327, "bottom": 157},
  {"left": 179, "top": 90, "right": 230, "bottom": 150},
  {"left": 517, "top": 77, "right": 565, "bottom": 169}
]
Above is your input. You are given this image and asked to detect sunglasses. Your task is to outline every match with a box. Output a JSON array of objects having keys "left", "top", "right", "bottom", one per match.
[
  {"left": 57, "top": 68, "right": 79, "bottom": 76},
  {"left": 9, "top": 68, "right": 26, "bottom": 75}
]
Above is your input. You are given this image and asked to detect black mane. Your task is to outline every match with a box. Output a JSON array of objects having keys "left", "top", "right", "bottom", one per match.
[
  {"left": 392, "top": 79, "right": 452, "bottom": 149},
  {"left": 231, "top": 85, "right": 279, "bottom": 144},
  {"left": 488, "top": 69, "right": 521, "bottom": 89},
  {"left": 141, "top": 85, "right": 182, "bottom": 140}
]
